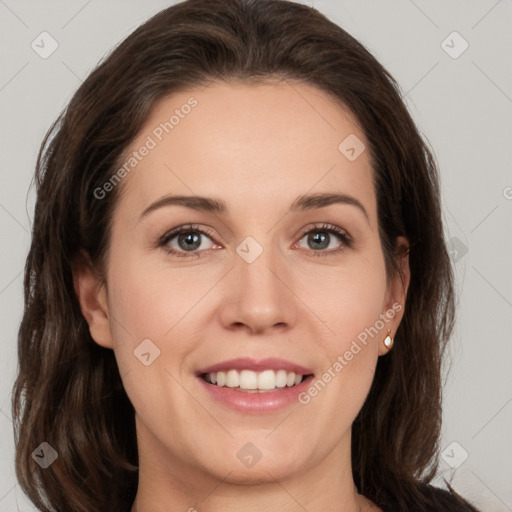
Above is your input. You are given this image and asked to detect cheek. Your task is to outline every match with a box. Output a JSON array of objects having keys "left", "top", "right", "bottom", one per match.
[
  {"left": 301, "top": 249, "right": 387, "bottom": 409},
  {"left": 103, "top": 259, "right": 199, "bottom": 427},
  {"left": 302, "top": 253, "right": 388, "bottom": 343},
  {"left": 106, "top": 255, "right": 209, "bottom": 343}
]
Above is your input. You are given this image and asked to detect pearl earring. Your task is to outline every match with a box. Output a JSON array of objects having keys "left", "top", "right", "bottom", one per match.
[{"left": 384, "top": 330, "right": 394, "bottom": 351}]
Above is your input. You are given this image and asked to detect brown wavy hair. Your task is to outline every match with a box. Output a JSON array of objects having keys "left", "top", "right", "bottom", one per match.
[{"left": 12, "top": 0, "right": 481, "bottom": 510}]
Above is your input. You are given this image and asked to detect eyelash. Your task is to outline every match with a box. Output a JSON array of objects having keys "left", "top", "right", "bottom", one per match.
[{"left": 157, "top": 223, "right": 353, "bottom": 259}]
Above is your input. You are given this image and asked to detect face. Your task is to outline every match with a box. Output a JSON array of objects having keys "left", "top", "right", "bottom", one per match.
[{"left": 76, "top": 80, "right": 409, "bottom": 487}]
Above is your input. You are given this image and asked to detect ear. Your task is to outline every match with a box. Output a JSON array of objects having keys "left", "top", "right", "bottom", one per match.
[
  {"left": 378, "top": 235, "right": 410, "bottom": 356},
  {"left": 72, "top": 251, "right": 114, "bottom": 349}
]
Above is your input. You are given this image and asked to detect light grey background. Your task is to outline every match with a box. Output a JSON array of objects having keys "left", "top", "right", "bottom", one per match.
[{"left": 1, "top": 1, "right": 511, "bottom": 510}]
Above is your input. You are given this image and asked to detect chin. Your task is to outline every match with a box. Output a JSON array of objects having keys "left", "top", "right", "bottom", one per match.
[{"left": 214, "top": 462, "right": 299, "bottom": 485}]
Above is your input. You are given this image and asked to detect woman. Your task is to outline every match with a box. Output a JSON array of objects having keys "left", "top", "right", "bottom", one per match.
[{"left": 12, "top": 0, "right": 482, "bottom": 510}]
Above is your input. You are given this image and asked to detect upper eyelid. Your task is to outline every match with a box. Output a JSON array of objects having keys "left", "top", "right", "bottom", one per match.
[
  {"left": 298, "top": 223, "right": 350, "bottom": 238},
  {"left": 159, "top": 224, "right": 215, "bottom": 245}
]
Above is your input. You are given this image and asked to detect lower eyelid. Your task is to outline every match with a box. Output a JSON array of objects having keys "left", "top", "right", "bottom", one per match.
[{"left": 295, "top": 237, "right": 349, "bottom": 255}]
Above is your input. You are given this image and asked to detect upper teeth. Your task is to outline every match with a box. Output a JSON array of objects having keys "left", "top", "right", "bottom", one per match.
[{"left": 204, "top": 369, "right": 304, "bottom": 391}]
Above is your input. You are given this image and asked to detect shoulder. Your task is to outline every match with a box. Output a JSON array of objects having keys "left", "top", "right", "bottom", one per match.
[
  {"left": 376, "top": 483, "right": 482, "bottom": 512},
  {"left": 416, "top": 483, "right": 482, "bottom": 512}
]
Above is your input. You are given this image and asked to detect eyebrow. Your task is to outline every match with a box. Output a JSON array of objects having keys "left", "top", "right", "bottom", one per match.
[{"left": 140, "top": 192, "right": 369, "bottom": 224}]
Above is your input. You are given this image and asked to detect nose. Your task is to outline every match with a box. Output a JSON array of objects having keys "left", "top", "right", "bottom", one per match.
[{"left": 218, "top": 240, "right": 297, "bottom": 335}]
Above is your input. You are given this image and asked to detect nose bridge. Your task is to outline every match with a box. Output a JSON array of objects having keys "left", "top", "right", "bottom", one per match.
[
  {"left": 221, "top": 233, "right": 296, "bottom": 332},
  {"left": 237, "top": 234, "right": 285, "bottom": 301}
]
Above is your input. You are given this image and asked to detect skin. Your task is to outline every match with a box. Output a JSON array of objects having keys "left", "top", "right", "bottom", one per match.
[{"left": 74, "top": 80, "right": 410, "bottom": 512}]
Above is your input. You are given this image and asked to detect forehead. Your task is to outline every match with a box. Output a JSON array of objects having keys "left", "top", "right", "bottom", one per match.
[{"left": 114, "top": 80, "right": 376, "bottom": 226}]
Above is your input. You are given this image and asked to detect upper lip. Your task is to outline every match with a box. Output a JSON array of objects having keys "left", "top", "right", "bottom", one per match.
[{"left": 196, "top": 357, "right": 314, "bottom": 376}]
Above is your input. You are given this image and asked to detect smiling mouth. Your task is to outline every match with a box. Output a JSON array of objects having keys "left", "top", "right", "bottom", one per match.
[{"left": 200, "top": 369, "right": 314, "bottom": 392}]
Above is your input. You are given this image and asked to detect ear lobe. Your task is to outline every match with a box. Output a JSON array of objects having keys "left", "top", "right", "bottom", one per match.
[
  {"left": 72, "top": 252, "right": 114, "bottom": 349},
  {"left": 379, "top": 236, "right": 410, "bottom": 355}
]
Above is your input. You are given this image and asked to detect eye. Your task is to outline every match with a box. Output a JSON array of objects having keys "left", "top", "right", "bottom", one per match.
[
  {"left": 295, "top": 223, "right": 352, "bottom": 257},
  {"left": 157, "top": 222, "right": 352, "bottom": 259},
  {"left": 158, "top": 224, "right": 219, "bottom": 258}
]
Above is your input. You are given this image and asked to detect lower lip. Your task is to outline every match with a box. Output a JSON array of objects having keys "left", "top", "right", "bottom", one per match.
[{"left": 198, "top": 375, "right": 314, "bottom": 414}]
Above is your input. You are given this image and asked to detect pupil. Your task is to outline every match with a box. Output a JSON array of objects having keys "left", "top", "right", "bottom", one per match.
[{"left": 179, "top": 232, "right": 201, "bottom": 251}]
